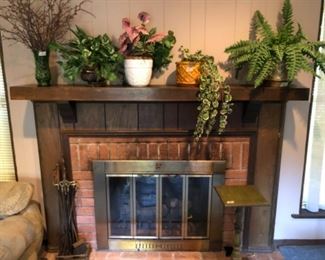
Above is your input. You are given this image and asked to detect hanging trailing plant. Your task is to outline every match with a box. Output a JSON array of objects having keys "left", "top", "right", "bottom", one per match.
[{"left": 178, "top": 47, "right": 233, "bottom": 141}]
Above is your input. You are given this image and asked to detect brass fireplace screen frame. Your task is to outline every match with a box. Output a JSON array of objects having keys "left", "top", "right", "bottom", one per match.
[{"left": 92, "top": 160, "right": 226, "bottom": 251}]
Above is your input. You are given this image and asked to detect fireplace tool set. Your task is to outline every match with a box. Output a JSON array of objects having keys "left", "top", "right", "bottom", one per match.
[{"left": 53, "top": 159, "right": 90, "bottom": 259}]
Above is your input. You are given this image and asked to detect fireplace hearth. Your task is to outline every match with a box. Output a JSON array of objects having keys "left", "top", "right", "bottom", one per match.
[{"left": 92, "top": 160, "right": 226, "bottom": 251}]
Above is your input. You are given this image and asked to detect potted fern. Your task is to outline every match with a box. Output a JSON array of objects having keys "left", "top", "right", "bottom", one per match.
[
  {"left": 55, "top": 27, "right": 123, "bottom": 85},
  {"left": 119, "top": 11, "right": 176, "bottom": 87},
  {"left": 177, "top": 47, "right": 233, "bottom": 140},
  {"left": 225, "top": 0, "right": 325, "bottom": 87}
]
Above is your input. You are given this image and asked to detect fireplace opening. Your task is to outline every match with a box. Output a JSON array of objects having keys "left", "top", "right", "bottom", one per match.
[{"left": 92, "top": 160, "right": 226, "bottom": 251}]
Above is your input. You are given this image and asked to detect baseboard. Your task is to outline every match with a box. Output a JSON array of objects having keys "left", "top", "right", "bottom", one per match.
[{"left": 274, "top": 239, "right": 325, "bottom": 248}]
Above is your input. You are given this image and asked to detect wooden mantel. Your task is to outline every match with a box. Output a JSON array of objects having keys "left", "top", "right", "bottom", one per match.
[
  {"left": 10, "top": 84, "right": 309, "bottom": 102},
  {"left": 9, "top": 84, "right": 310, "bottom": 252}
]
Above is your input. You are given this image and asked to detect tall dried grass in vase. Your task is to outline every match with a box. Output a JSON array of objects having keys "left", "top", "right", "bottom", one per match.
[{"left": 0, "top": 0, "right": 90, "bottom": 86}]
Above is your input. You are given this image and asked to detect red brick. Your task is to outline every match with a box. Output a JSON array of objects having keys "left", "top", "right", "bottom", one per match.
[
  {"left": 73, "top": 171, "right": 92, "bottom": 181},
  {"left": 225, "top": 170, "right": 248, "bottom": 180},
  {"left": 225, "top": 179, "right": 247, "bottom": 185},
  {"left": 148, "top": 143, "right": 159, "bottom": 159},
  {"left": 108, "top": 143, "right": 118, "bottom": 159},
  {"left": 79, "top": 232, "right": 96, "bottom": 241},
  {"left": 195, "top": 141, "right": 209, "bottom": 160},
  {"left": 75, "top": 198, "right": 94, "bottom": 207},
  {"left": 209, "top": 142, "right": 221, "bottom": 160},
  {"left": 76, "top": 207, "right": 95, "bottom": 216},
  {"left": 189, "top": 142, "right": 199, "bottom": 160},
  {"left": 221, "top": 142, "right": 232, "bottom": 168},
  {"left": 70, "top": 144, "right": 79, "bottom": 171},
  {"left": 223, "top": 230, "right": 234, "bottom": 245},
  {"left": 138, "top": 143, "right": 148, "bottom": 159},
  {"left": 77, "top": 180, "right": 93, "bottom": 189},
  {"left": 158, "top": 143, "right": 168, "bottom": 159},
  {"left": 242, "top": 142, "right": 250, "bottom": 170},
  {"left": 179, "top": 143, "right": 189, "bottom": 160},
  {"left": 77, "top": 216, "right": 95, "bottom": 224},
  {"left": 76, "top": 189, "right": 94, "bottom": 198},
  {"left": 126, "top": 143, "right": 137, "bottom": 159},
  {"left": 99, "top": 143, "right": 109, "bottom": 159},
  {"left": 116, "top": 143, "right": 128, "bottom": 159},
  {"left": 231, "top": 143, "right": 241, "bottom": 170},
  {"left": 69, "top": 137, "right": 79, "bottom": 144},
  {"left": 167, "top": 143, "right": 179, "bottom": 159},
  {"left": 224, "top": 208, "right": 236, "bottom": 215},
  {"left": 79, "top": 144, "right": 89, "bottom": 171},
  {"left": 77, "top": 224, "right": 96, "bottom": 233}
]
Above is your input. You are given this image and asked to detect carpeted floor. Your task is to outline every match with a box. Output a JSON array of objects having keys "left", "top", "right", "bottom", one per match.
[{"left": 279, "top": 245, "right": 325, "bottom": 260}]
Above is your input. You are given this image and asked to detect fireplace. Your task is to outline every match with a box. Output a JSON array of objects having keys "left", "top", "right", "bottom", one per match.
[
  {"left": 92, "top": 160, "right": 226, "bottom": 251},
  {"left": 10, "top": 85, "right": 309, "bottom": 251}
]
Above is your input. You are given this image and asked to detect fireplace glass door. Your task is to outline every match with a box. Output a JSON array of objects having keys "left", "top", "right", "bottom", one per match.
[
  {"left": 106, "top": 174, "right": 211, "bottom": 239},
  {"left": 135, "top": 176, "right": 158, "bottom": 237},
  {"left": 108, "top": 176, "right": 132, "bottom": 237},
  {"left": 161, "top": 175, "right": 184, "bottom": 238}
]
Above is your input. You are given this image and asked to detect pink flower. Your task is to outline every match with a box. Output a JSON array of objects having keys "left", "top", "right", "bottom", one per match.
[
  {"left": 147, "top": 33, "right": 165, "bottom": 43},
  {"left": 122, "top": 18, "right": 130, "bottom": 30},
  {"left": 138, "top": 11, "right": 150, "bottom": 24}
]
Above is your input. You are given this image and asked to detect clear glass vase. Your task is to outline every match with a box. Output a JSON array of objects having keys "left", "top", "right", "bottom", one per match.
[{"left": 33, "top": 49, "right": 51, "bottom": 86}]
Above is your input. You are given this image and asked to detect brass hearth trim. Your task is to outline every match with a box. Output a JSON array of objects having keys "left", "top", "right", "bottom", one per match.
[{"left": 108, "top": 239, "right": 210, "bottom": 251}]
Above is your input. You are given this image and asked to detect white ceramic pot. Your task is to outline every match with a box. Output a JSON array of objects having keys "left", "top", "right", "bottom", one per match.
[{"left": 124, "top": 57, "right": 153, "bottom": 87}]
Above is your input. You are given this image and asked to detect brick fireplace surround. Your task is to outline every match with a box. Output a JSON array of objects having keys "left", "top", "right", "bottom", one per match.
[
  {"left": 71, "top": 136, "right": 249, "bottom": 249},
  {"left": 9, "top": 85, "right": 309, "bottom": 252}
]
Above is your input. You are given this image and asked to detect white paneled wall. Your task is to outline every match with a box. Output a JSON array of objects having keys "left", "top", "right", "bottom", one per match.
[{"left": 3, "top": 0, "right": 325, "bottom": 240}]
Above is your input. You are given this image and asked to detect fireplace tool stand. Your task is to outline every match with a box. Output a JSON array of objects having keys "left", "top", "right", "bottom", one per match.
[
  {"left": 214, "top": 185, "right": 269, "bottom": 260},
  {"left": 54, "top": 159, "right": 90, "bottom": 259}
]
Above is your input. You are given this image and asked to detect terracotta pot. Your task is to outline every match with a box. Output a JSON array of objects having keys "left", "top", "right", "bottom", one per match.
[
  {"left": 176, "top": 61, "right": 201, "bottom": 86},
  {"left": 124, "top": 57, "right": 153, "bottom": 87}
]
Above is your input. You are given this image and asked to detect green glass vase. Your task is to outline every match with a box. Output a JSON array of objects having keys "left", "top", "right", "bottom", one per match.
[{"left": 33, "top": 49, "right": 51, "bottom": 86}]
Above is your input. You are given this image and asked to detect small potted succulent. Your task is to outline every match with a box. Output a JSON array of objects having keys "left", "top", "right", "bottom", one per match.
[
  {"left": 225, "top": 0, "right": 325, "bottom": 87},
  {"left": 55, "top": 27, "right": 123, "bottom": 85},
  {"left": 177, "top": 47, "right": 233, "bottom": 140},
  {"left": 119, "top": 11, "right": 176, "bottom": 87}
]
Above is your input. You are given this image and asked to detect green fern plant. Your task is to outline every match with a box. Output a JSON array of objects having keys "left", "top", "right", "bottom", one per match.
[
  {"left": 225, "top": 0, "right": 325, "bottom": 87},
  {"left": 179, "top": 47, "right": 233, "bottom": 141}
]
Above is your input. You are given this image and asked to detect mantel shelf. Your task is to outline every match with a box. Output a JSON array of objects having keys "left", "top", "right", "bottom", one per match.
[{"left": 10, "top": 84, "right": 309, "bottom": 102}]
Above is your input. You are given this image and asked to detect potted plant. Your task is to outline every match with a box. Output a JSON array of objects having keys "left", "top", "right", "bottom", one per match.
[
  {"left": 225, "top": 0, "right": 325, "bottom": 87},
  {"left": 176, "top": 46, "right": 201, "bottom": 86},
  {"left": 119, "top": 11, "right": 176, "bottom": 87},
  {"left": 55, "top": 27, "right": 123, "bottom": 85},
  {"left": 177, "top": 47, "right": 233, "bottom": 141},
  {"left": 0, "top": 0, "right": 89, "bottom": 86}
]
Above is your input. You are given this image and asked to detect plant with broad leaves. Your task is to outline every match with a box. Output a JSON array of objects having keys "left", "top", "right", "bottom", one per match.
[
  {"left": 119, "top": 11, "right": 176, "bottom": 73},
  {"left": 54, "top": 27, "right": 123, "bottom": 83}
]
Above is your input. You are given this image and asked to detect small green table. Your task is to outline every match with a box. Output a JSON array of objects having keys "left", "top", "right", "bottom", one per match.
[{"left": 214, "top": 185, "right": 269, "bottom": 260}]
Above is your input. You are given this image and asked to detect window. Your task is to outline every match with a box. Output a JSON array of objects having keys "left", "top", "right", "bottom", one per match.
[
  {"left": 301, "top": 6, "right": 325, "bottom": 214},
  {"left": 0, "top": 37, "right": 16, "bottom": 181}
]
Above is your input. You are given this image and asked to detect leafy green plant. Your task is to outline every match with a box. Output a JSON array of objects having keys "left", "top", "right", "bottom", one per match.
[
  {"left": 225, "top": 0, "right": 325, "bottom": 87},
  {"left": 179, "top": 47, "right": 233, "bottom": 141},
  {"left": 119, "top": 11, "right": 176, "bottom": 72},
  {"left": 55, "top": 26, "right": 123, "bottom": 82}
]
